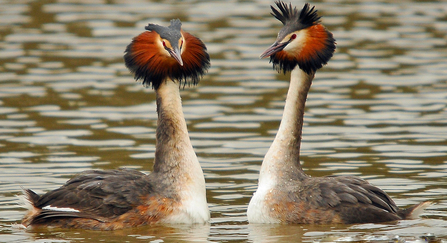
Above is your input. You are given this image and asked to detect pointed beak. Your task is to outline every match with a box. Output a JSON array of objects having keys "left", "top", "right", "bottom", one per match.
[
  {"left": 260, "top": 41, "right": 289, "bottom": 59},
  {"left": 168, "top": 46, "right": 183, "bottom": 66}
]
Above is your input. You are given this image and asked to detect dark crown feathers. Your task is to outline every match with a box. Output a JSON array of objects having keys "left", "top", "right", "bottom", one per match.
[{"left": 271, "top": 1, "right": 320, "bottom": 29}]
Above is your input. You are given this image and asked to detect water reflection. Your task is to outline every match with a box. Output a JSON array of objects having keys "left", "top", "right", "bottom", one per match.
[
  {"left": 0, "top": 0, "right": 446, "bottom": 242},
  {"left": 10, "top": 224, "right": 211, "bottom": 243},
  {"left": 248, "top": 224, "right": 309, "bottom": 242}
]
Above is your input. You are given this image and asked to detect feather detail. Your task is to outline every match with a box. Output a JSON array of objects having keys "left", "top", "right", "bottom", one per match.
[
  {"left": 124, "top": 27, "right": 209, "bottom": 89},
  {"left": 271, "top": 2, "right": 319, "bottom": 28},
  {"left": 267, "top": 2, "right": 336, "bottom": 74}
]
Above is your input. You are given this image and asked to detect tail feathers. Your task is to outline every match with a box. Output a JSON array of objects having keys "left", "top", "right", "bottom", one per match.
[
  {"left": 21, "top": 188, "right": 105, "bottom": 226},
  {"left": 23, "top": 189, "right": 40, "bottom": 205},
  {"left": 398, "top": 201, "right": 432, "bottom": 219},
  {"left": 21, "top": 189, "right": 41, "bottom": 227},
  {"left": 19, "top": 188, "right": 40, "bottom": 211}
]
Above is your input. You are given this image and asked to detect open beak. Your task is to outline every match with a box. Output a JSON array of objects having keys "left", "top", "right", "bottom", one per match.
[
  {"left": 260, "top": 41, "right": 289, "bottom": 59},
  {"left": 168, "top": 46, "right": 184, "bottom": 66}
]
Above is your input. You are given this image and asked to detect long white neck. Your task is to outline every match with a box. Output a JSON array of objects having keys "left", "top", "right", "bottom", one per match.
[
  {"left": 153, "top": 80, "right": 198, "bottom": 173},
  {"left": 258, "top": 68, "right": 314, "bottom": 186},
  {"left": 152, "top": 80, "right": 209, "bottom": 222}
]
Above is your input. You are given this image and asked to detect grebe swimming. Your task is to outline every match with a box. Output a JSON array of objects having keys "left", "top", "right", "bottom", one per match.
[
  {"left": 247, "top": 1, "right": 431, "bottom": 224},
  {"left": 22, "top": 19, "right": 210, "bottom": 230}
]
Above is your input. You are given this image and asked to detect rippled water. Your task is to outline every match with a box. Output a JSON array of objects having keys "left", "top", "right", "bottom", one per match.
[{"left": 1, "top": 0, "right": 446, "bottom": 242}]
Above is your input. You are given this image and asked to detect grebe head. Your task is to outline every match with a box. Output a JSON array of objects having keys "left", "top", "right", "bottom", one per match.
[
  {"left": 124, "top": 19, "right": 210, "bottom": 89},
  {"left": 260, "top": 2, "right": 336, "bottom": 75}
]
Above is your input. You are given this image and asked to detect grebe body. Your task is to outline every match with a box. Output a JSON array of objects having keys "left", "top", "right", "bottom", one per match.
[
  {"left": 22, "top": 19, "right": 210, "bottom": 230},
  {"left": 247, "top": 1, "right": 431, "bottom": 224}
]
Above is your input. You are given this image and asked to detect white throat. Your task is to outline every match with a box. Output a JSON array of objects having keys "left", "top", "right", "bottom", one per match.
[
  {"left": 248, "top": 68, "right": 312, "bottom": 223},
  {"left": 155, "top": 80, "right": 209, "bottom": 223}
]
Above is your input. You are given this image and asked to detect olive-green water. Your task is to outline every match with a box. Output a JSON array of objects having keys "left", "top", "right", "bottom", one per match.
[{"left": 0, "top": 0, "right": 446, "bottom": 242}]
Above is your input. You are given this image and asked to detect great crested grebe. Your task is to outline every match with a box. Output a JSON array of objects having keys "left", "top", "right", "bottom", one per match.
[
  {"left": 247, "top": 2, "right": 431, "bottom": 224},
  {"left": 21, "top": 19, "right": 210, "bottom": 230}
]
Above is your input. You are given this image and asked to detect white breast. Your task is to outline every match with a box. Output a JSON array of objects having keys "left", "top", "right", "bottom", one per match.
[{"left": 247, "top": 174, "right": 281, "bottom": 224}]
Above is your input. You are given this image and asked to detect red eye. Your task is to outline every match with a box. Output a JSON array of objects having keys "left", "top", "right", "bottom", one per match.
[
  {"left": 290, "top": 34, "right": 297, "bottom": 40},
  {"left": 162, "top": 41, "right": 167, "bottom": 48},
  {"left": 180, "top": 40, "right": 183, "bottom": 48}
]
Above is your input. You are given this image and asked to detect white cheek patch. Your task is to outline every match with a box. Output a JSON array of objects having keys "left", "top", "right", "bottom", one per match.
[
  {"left": 283, "top": 29, "right": 308, "bottom": 54},
  {"left": 156, "top": 38, "right": 171, "bottom": 57},
  {"left": 179, "top": 33, "right": 185, "bottom": 55},
  {"left": 42, "top": 205, "right": 80, "bottom": 213}
]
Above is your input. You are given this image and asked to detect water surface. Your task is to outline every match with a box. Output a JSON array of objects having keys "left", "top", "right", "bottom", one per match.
[{"left": 1, "top": 0, "right": 446, "bottom": 242}]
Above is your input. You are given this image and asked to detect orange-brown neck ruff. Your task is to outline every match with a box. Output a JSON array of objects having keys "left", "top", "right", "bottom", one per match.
[
  {"left": 124, "top": 30, "right": 210, "bottom": 90},
  {"left": 271, "top": 24, "right": 335, "bottom": 75}
]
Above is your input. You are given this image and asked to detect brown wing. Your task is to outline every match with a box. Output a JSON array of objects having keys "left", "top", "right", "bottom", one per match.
[
  {"left": 317, "top": 176, "right": 398, "bottom": 212},
  {"left": 288, "top": 175, "right": 401, "bottom": 223},
  {"left": 27, "top": 169, "right": 153, "bottom": 224}
]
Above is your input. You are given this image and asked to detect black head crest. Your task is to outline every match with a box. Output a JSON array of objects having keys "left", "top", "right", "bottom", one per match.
[
  {"left": 145, "top": 19, "right": 182, "bottom": 42},
  {"left": 271, "top": 1, "right": 298, "bottom": 25},
  {"left": 272, "top": 2, "right": 320, "bottom": 34},
  {"left": 266, "top": 2, "right": 336, "bottom": 74},
  {"left": 124, "top": 19, "right": 210, "bottom": 90}
]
